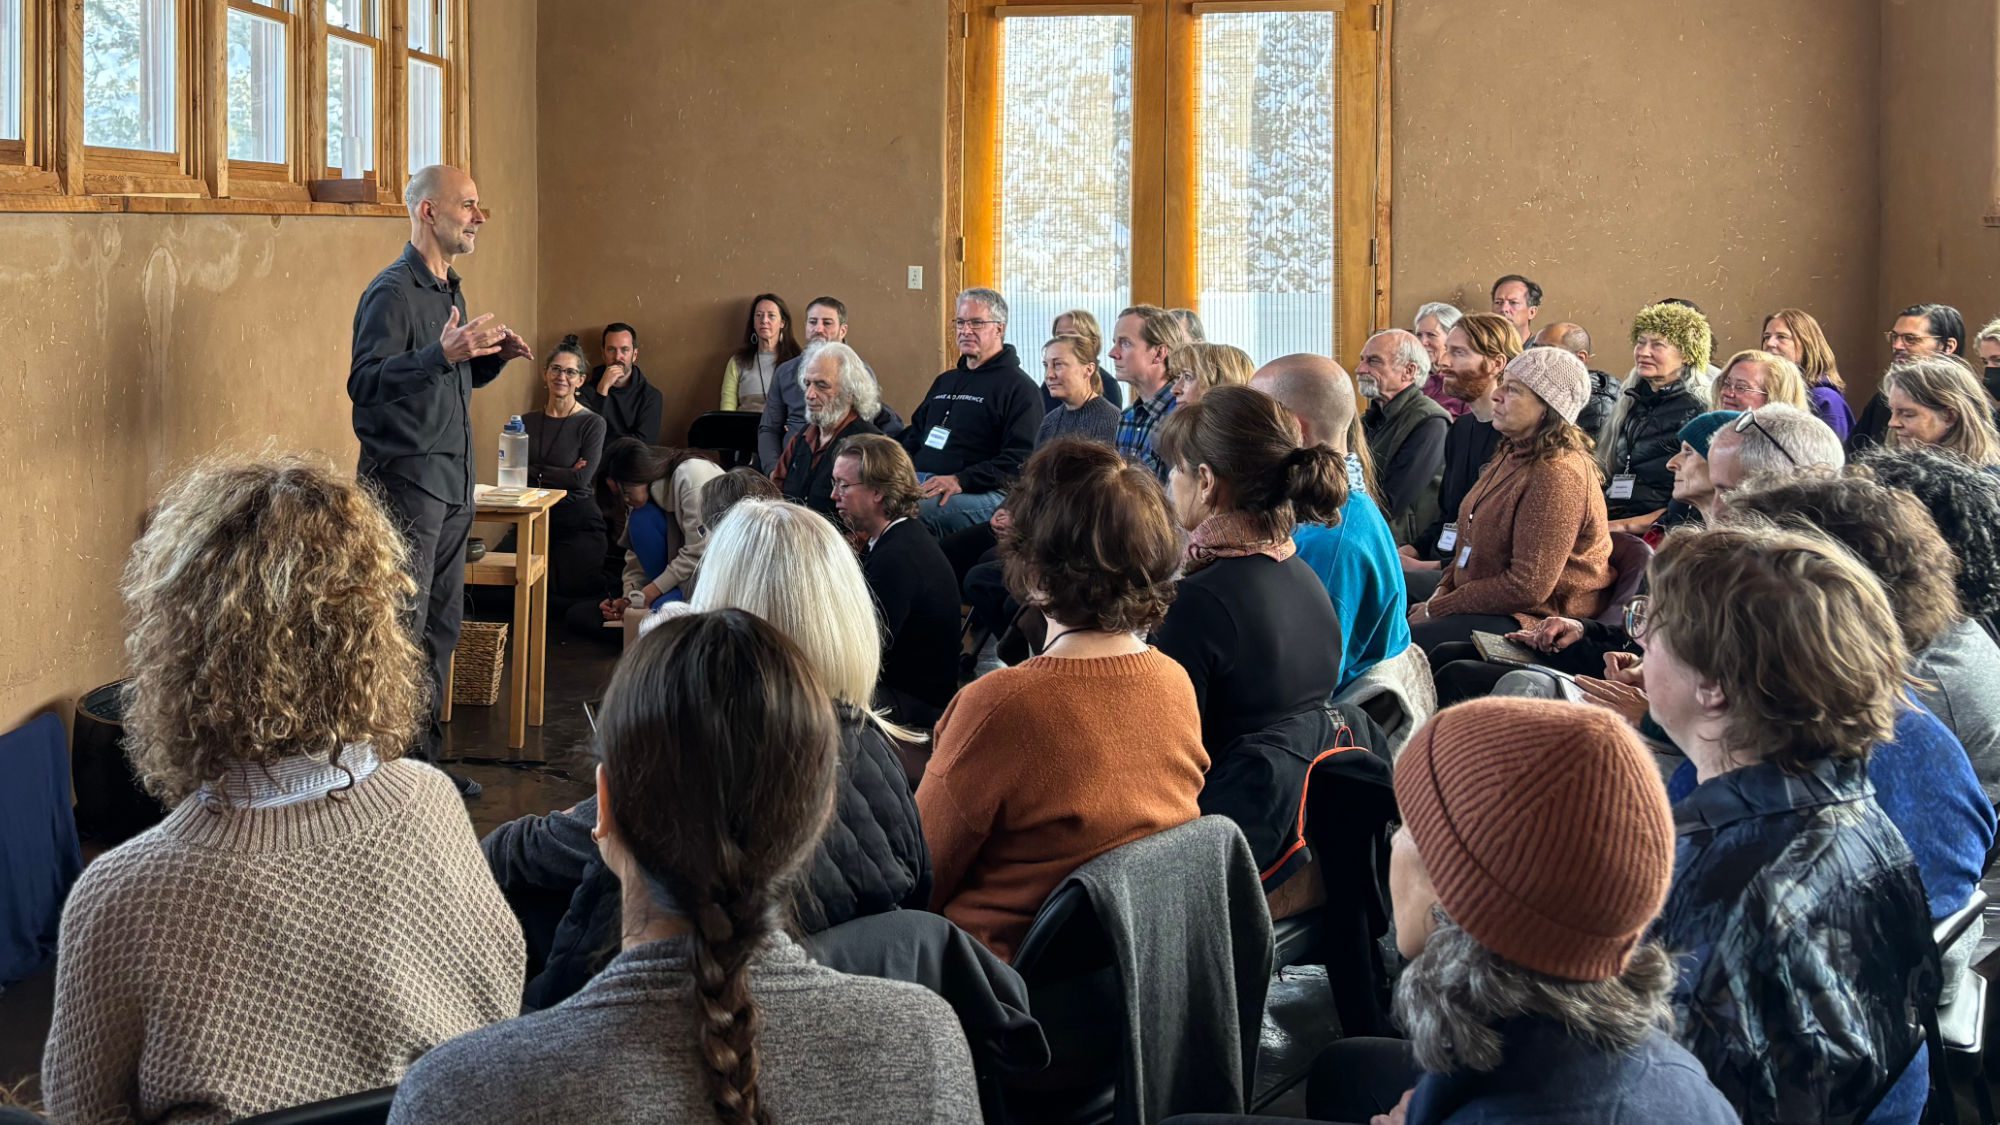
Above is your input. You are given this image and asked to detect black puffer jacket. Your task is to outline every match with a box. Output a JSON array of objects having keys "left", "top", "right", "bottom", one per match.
[
  {"left": 1604, "top": 375, "right": 1705, "bottom": 520},
  {"left": 482, "top": 705, "right": 931, "bottom": 1009},
  {"left": 1577, "top": 369, "right": 1621, "bottom": 442}
]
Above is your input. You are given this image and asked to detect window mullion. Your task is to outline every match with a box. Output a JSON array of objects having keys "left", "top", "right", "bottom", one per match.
[{"left": 380, "top": 0, "right": 405, "bottom": 201}]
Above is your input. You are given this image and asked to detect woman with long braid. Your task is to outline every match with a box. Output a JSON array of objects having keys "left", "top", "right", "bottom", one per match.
[{"left": 390, "top": 611, "right": 979, "bottom": 1124}]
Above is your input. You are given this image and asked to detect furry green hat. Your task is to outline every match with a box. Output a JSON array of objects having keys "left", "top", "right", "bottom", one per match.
[{"left": 1630, "top": 303, "right": 1713, "bottom": 373}]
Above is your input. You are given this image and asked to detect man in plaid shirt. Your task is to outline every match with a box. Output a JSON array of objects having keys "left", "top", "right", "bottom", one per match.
[{"left": 1111, "top": 305, "right": 1192, "bottom": 481}]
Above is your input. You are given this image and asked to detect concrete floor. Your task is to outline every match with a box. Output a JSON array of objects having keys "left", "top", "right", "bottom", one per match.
[{"left": 0, "top": 605, "right": 609, "bottom": 1107}]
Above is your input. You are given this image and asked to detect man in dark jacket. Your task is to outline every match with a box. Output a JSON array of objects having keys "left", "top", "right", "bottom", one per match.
[
  {"left": 576, "top": 322, "right": 661, "bottom": 445},
  {"left": 774, "top": 340, "right": 882, "bottom": 521},
  {"left": 1530, "top": 322, "right": 1619, "bottom": 439},
  {"left": 901, "top": 288, "right": 1041, "bottom": 536},
  {"left": 835, "top": 435, "right": 963, "bottom": 729},
  {"left": 1359, "top": 329, "right": 1449, "bottom": 546},
  {"left": 350, "top": 164, "right": 530, "bottom": 793}
]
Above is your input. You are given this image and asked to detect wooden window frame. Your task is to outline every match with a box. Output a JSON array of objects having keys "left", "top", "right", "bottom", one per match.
[
  {"left": 0, "top": 0, "right": 469, "bottom": 216},
  {"left": 949, "top": 0, "right": 1391, "bottom": 362}
]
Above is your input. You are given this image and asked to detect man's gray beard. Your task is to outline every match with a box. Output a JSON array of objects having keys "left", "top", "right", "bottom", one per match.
[
  {"left": 810, "top": 404, "right": 850, "bottom": 429},
  {"left": 1357, "top": 375, "right": 1382, "bottom": 399}
]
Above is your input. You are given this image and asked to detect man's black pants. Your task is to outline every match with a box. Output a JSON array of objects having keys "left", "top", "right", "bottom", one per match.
[{"left": 372, "top": 475, "right": 473, "bottom": 759}]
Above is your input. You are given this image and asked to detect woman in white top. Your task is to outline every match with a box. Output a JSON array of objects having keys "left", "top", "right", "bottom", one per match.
[{"left": 721, "top": 292, "right": 801, "bottom": 411}]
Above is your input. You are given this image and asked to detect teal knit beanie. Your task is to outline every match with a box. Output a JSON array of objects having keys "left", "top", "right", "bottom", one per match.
[{"left": 1679, "top": 410, "right": 1740, "bottom": 457}]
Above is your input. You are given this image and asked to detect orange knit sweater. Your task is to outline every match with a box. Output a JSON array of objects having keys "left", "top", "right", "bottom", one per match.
[
  {"left": 1429, "top": 443, "right": 1614, "bottom": 627},
  {"left": 917, "top": 648, "right": 1208, "bottom": 961}
]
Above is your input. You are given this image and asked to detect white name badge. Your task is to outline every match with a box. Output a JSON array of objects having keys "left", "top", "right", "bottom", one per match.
[
  {"left": 1609, "top": 474, "right": 1637, "bottom": 500},
  {"left": 1456, "top": 545, "right": 1472, "bottom": 569},
  {"left": 1437, "top": 523, "right": 1459, "bottom": 553},
  {"left": 923, "top": 426, "right": 952, "bottom": 451}
]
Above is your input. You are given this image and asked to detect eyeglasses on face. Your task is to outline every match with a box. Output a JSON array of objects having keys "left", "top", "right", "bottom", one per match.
[
  {"left": 1624, "top": 595, "right": 1651, "bottom": 642},
  {"left": 1717, "top": 379, "right": 1767, "bottom": 398},
  {"left": 1731, "top": 411, "right": 1799, "bottom": 466},
  {"left": 1885, "top": 331, "right": 1941, "bottom": 347},
  {"left": 547, "top": 365, "right": 587, "bottom": 379},
  {"left": 953, "top": 319, "right": 1000, "bottom": 330}
]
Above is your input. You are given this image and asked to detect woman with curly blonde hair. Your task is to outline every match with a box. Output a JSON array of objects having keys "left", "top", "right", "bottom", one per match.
[{"left": 42, "top": 456, "right": 524, "bottom": 1125}]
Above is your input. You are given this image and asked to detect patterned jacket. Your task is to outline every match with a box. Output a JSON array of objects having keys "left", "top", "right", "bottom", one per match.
[{"left": 1654, "top": 755, "right": 1939, "bottom": 1125}]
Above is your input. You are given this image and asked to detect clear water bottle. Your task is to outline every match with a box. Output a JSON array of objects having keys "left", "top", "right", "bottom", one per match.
[{"left": 498, "top": 415, "right": 529, "bottom": 488}]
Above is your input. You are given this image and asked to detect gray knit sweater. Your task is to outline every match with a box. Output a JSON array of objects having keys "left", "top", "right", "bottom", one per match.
[
  {"left": 1037, "top": 396, "right": 1121, "bottom": 449},
  {"left": 388, "top": 934, "right": 980, "bottom": 1124}
]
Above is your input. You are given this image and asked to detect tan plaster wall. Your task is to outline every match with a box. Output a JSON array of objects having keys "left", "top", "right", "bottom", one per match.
[
  {"left": 0, "top": 0, "right": 539, "bottom": 733},
  {"left": 534, "top": 0, "right": 952, "bottom": 446},
  {"left": 1878, "top": 0, "right": 2000, "bottom": 382},
  {"left": 1388, "top": 0, "right": 1882, "bottom": 390}
]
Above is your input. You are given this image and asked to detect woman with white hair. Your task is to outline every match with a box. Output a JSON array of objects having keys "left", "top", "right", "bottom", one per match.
[
  {"left": 1413, "top": 301, "right": 1467, "bottom": 416},
  {"left": 481, "top": 499, "right": 931, "bottom": 1009},
  {"left": 774, "top": 340, "right": 884, "bottom": 519}
]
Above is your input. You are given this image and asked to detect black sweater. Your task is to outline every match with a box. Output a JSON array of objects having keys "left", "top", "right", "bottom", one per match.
[
  {"left": 1153, "top": 553, "right": 1343, "bottom": 751},
  {"left": 865, "top": 519, "right": 963, "bottom": 713},
  {"left": 481, "top": 706, "right": 931, "bottom": 1010},
  {"left": 901, "top": 345, "right": 1042, "bottom": 494},
  {"left": 578, "top": 364, "right": 664, "bottom": 446},
  {"left": 1414, "top": 414, "right": 1503, "bottom": 560},
  {"left": 523, "top": 408, "right": 608, "bottom": 535}
]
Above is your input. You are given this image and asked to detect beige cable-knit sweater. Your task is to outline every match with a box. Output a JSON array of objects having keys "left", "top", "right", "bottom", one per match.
[{"left": 40, "top": 758, "right": 525, "bottom": 1125}]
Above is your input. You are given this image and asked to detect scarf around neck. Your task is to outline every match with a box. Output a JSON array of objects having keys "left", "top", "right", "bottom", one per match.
[{"left": 1183, "top": 510, "right": 1295, "bottom": 576}]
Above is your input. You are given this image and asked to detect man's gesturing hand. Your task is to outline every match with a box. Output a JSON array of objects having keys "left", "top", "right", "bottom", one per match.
[{"left": 441, "top": 306, "right": 505, "bottom": 365}]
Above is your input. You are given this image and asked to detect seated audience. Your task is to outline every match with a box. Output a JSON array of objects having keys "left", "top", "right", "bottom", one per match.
[
  {"left": 1725, "top": 472, "right": 2000, "bottom": 814},
  {"left": 1039, "top": 332, "right": 1122, "bottom": 447},
  {"left": 1602, "top": 302, "right": 1711, "bottom": 534},
  {"left": 1864, "top": 445, "right": 2000, "bottom": 643},
  {"left": 1530, "top": 321, "right": 1619, "bottom": 438},
  {"left": 919, "top": 440, "right": 1204, "bottom": 961},
  {"left": 396, "top": 611, "right": 977, "bottom": 1123},
  {"left": 720, "top": 292, "right": 800, "bottom": 411},
  {"left": 1152, "top": 384, "right": 1345, "bottom": 761},
  {"left": 1643, "top": 526, "right": 1944, "bottom": 1124},
  {"left": 760, "top": 297, "right": 900, "bottom": 470},
  {"left": 43, "top": 457, "right": 524, "bottom": 1124},
  {"left": 1169, "top": 341, "right": 1256, "bottom": 407},
  {"left": 1882, "top": 354, "right": 2000, "bottom": 468},
  {"left": 1049, "top": 308, "right": 1122, "bottom": 410},
  {"left": 1978, "top": 316, "right": 2000, "bottom": 409},
  {"left": 1252, "top": 353, "right": 1412, "bottom": 690},
  {"left": 1401, "top": 313, "right": 1518, "bottom": 590},
  {"left": 699, "top": 466, "right": 780, "bottom": 531},
  {"left": 901, "top": 287, "right": 1041, "bottom": 534},
  {"left": 1712, "top": 348, "right": 1808, "bottom": 413},
  {"left": 487, "top": 498, "right": 932, "bottom": 1008},
  {"left": 1704, "top": 402, "right": 1846, "bottom": 500},
  {"left": 1853, "top": 301, "right": 1968, "bottom": 450},
  {"left": 578, "top": 322, "right": 661, "bottom": 445},
  {"left": 1489, "top": 273, "right": 1542, "bottom": 341},
  {"left": 1409, "top": 348, "right": 1613, "bottom": 654},
  {"left": 774, "top": 341, "right": 883, "bottom": 520},
  {"left": 1761, "top": 307, "right": 1854, "bottom": 439},
  {"left": 1412, "top": 301, "right": 1467, "bottom": 416},
  {"left": 1358, "top": 327, "right": 1449, "bottom": 545},
  {"left": 1306, "top": 700, "right": 1735, "bottom": 1124},
  {"left": 1170, "top": 306, "right": 1206, "bottom": 342},
  {"left": 834, "top": 434, "right": 962, "bottom": 729},
  {"left": 594, "top": 439, "right": 724, "bottom": 616},
  {"left": 1112, "top": 304, "right": 1194, "bottom": 481},
  {"left": 524, "top": 336, "right": 609, "bottom": 599}
]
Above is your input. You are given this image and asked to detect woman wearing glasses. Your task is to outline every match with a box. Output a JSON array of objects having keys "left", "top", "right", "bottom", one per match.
[
  {"left": 1882, "top": 355, "right": 2000, "bottom": 469},
  {"left": 1712, "top": 349, "right": 1808, "bottom": 413},
  {"left": 1761, "top": 308, "right": 1855, "bottom": 440},
  {"left": 525, "top": 336, "right": 610, "bottom": 599}
]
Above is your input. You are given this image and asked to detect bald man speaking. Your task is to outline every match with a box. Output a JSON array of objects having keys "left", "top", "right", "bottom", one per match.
[
  {"left": 1251, "top": 354, "right": 1411, "bottom": 689},
  {"left": 349, "top": 164, "right": 532, "bottom": 795}
]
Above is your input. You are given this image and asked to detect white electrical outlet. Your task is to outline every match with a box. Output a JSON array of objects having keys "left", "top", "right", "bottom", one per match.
[{"left": 907, "top": 266, "right": 923, "bottom": 290}]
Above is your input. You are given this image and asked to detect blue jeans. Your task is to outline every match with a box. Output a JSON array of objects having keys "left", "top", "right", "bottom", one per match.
[
  {"left": 915, "top": 473, "right": 1004, "bottom": 536},
  {"left": 626, "top": 504, "right": 686, "bottom": 609}
]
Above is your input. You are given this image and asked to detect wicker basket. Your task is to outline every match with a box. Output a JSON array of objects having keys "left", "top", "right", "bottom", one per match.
[{"left": 450, "top": 620, "right": 508, "bottom": 706}]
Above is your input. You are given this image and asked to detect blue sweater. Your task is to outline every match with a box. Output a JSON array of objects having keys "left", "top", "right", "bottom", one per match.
[
  {"left": 1406, "top": 1019, "right": 1736, "bottom": 1124},
  {"left": 1667, "top": 697, "right": 1995, "bottom": 922},
  {"left": 1293, "top": 456, "right": 1411, "bottom": 691}
]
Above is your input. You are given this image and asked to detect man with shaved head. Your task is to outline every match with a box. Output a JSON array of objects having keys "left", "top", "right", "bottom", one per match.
[
  {"left": 1531, "top": 321, "right": 1619, "bottom": 438},
  {"left": 350, "top": 164, "right": 532, "bottom": 797},
  {"left": 1253, "top": 354, "right": 1411, "bottom": 688}
]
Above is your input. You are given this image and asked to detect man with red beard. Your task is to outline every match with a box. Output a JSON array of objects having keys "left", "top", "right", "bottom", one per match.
[{"left": 1400, "top": 311, "right": 1518, "bottom": 602}]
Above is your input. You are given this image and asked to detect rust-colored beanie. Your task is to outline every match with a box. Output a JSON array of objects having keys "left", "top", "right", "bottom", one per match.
[{"left": 1393, "top": 698, "right": 1674, "bottom": 982}]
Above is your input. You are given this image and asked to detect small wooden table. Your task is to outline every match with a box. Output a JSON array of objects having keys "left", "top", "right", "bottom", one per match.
[{"left": 443, "top": 487, "right": 565, "bottom": 751}]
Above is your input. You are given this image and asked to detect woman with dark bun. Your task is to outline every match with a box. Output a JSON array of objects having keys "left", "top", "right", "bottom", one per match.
[
  {"left": 391, "top": 610, "right": 980, "bottom": 1123},
  {"left": 524, "top": 335, "right": 610, "bottom": 598}
]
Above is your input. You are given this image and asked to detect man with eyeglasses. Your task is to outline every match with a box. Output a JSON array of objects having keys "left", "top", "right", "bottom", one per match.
[
  {"left": 1706, "top": 403, "right": 1846, "bottom": 504},
  {"left": 1852, "top": 303, "right": 1968, "bottom": 453},
  {"left": 899, "top": 287, "right": 1042, "bottom": 535}
]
